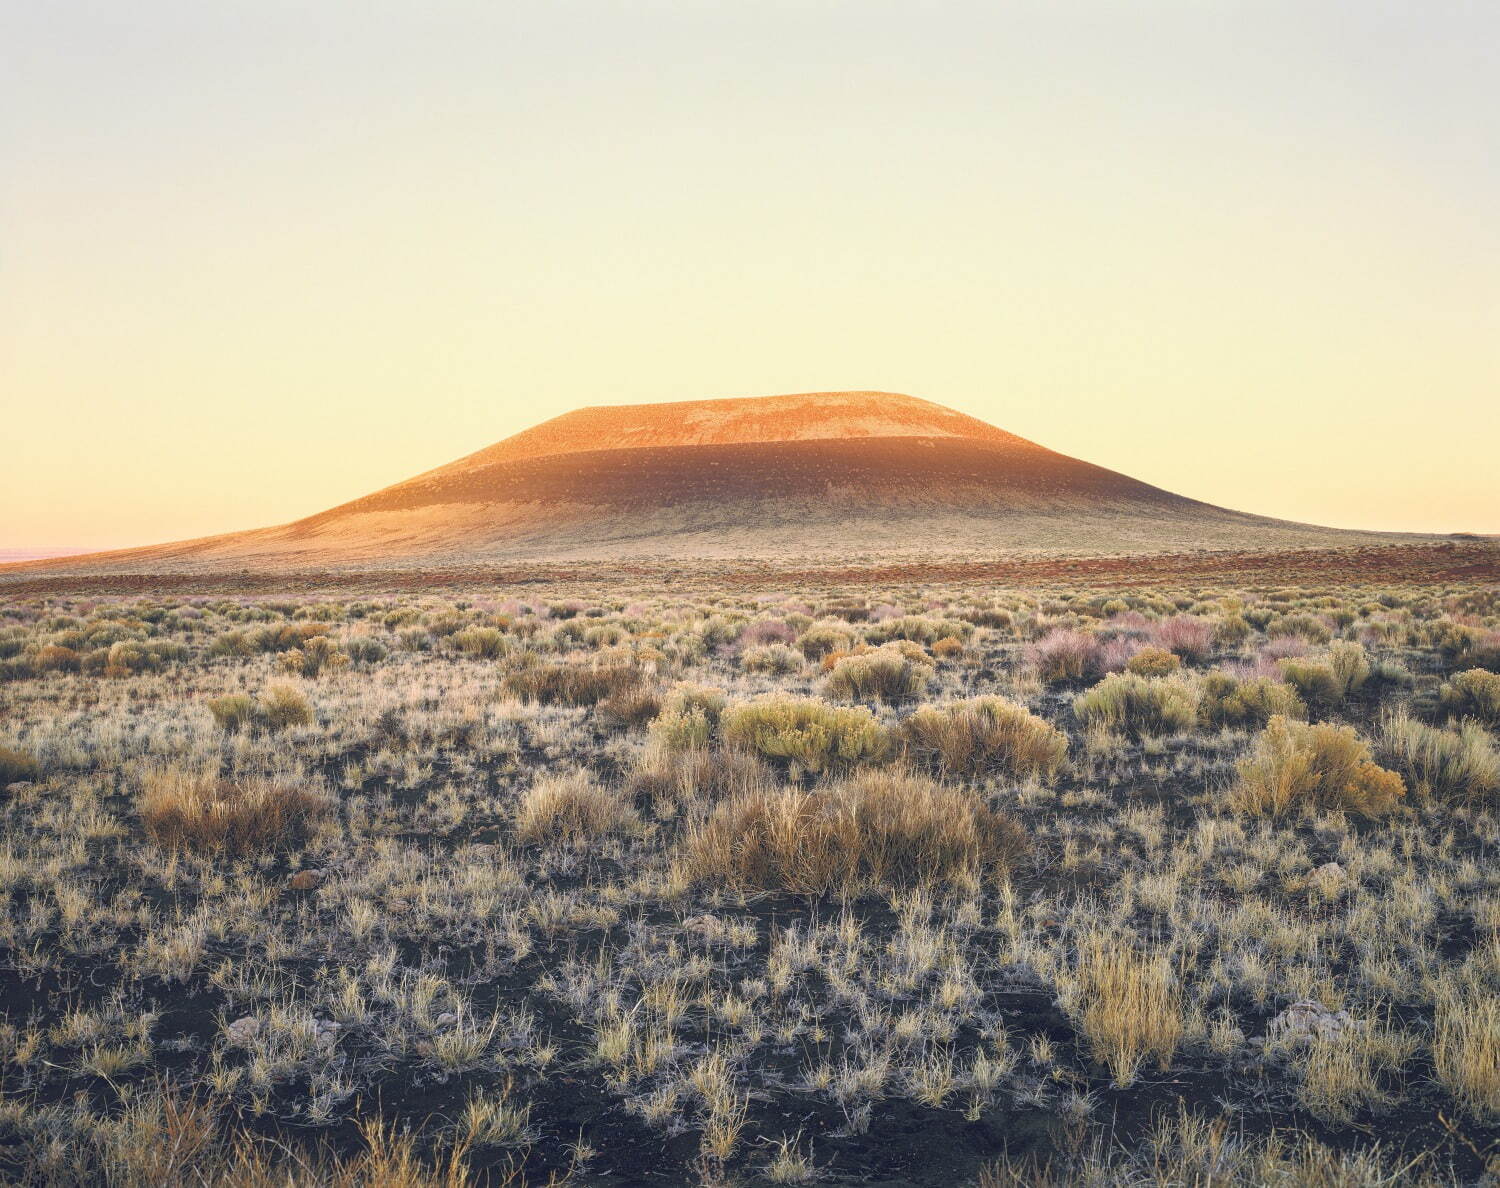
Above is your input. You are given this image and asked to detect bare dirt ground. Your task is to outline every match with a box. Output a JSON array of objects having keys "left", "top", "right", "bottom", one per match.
[{"left": 2, "top": 540, "right": 1494, "bottom": 598}]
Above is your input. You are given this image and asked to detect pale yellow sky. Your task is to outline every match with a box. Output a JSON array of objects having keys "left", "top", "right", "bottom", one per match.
[{"left": 3, "top": 2, "right": 1497, "bottom": 549}]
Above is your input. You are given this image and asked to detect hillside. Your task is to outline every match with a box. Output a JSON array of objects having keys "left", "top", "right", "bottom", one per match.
[{"left": 1, "top": 391, "right": 1436, "bottom": 573}]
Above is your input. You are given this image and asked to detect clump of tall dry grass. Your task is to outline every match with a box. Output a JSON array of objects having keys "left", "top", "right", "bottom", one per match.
[
  {"left": 503, "top": 661, "right": 645, "bottom": 706},
  {"left": 1433, "top": 983, "right": 1500, "bottom": 1120},
  {"left": 679, "top": 769, "right": 1025, "bottom": 894},
  {"left": 1071, "top": 940, "right": 1183, "bottom": 1087},
  {"left": 0, "top": 745, "right": 40, "bottom": 784},
  {"left": 1381, "top": 711, "right": 1499, "bottom": 806},
  {"left": 141, "top": 769, "right": 332, "bottom": 856},
  {"left": 514, "top": 771, "right": 636, "bottom": 847},
  {"left": 899, "top": 696, "right": 1066, "bottom": 780}
]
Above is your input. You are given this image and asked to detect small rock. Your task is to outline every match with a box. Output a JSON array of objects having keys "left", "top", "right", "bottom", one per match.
[
  {"left": 1266, "top": 1000, "right": 1354, "bottom": 1048},
  {"left": 226, "top": 1016, "right": 262, "bottom": 1044},
  {"left": 288, "top": 869, "right": 325, "bottom": 891},
  {"left": 314, "top": 1020, "right": 342, "bottom": 1048},
  {"left": 434, "top": 1012, "right": 457, "bottom": 1027}
]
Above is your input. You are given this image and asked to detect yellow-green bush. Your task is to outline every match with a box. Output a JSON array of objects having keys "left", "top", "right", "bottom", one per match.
[
  {"left": 1197, "top": 673, "right": 1304, "bottom": 730},
  {"left": 721, "top": 696, "right": 890, "bottom": 774},
  {"left": 1073, "top": 673, "right": 1199, "bottom": 740},
  {"left": 795, "top": 624, "right": 853, "bottom": 661},
  {"left": 1440, "top": 669, "right": 1500, "bottom": 727},
  {"left": 1229, "top": 715, "right": 1404, "bottom": 818},
  {"left": 740, "top": 643, "right": 804, "bottom": 675},
  {"left": 823, "top": 646, "right": 933, "bottom": 704},
  {"left": 1125, "top": 647, "right": 1180, "bottom": 677},
  {"left": 648, "top": 684, "right": 727, "bottom": 751}
]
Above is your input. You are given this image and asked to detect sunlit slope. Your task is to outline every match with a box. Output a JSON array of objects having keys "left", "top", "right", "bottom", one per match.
[{"left": 3, "top": 391, "right": 1434, "bottom": 571}]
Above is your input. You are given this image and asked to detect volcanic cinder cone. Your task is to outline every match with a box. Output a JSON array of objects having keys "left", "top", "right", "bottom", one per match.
[{"left": 6, "top": 391, "right": 1429, "bottom": 572}]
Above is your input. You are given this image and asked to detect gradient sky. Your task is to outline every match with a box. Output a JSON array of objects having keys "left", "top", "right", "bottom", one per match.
[{"left": 3, "top": 1, "right": 1497, "bottom": 550}]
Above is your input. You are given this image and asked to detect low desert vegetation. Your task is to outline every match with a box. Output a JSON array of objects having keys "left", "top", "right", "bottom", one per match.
[
  {"left": 720, "top": 695, "right": 891, "bottom": 774},
  {"left": 899, "top": 696, "right": 1066, "bottom": 779},
  {"left": 1073, "top": 671, "right": 1198, "bottom": 740},
  {"left": 0, "top": 577, "right": 1495, "bottom": 1185},
  {"left": 1229, "top": 715, "right": 1405, "bottom": 818},
  {"left": 140, "top": 767, "right": 332, "bottom": 855}
]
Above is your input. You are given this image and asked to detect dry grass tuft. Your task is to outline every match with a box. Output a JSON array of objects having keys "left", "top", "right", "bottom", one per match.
[
  {"left": 899, "top": 696, "right": 1066, "bottom": 780},
  {"left": 0, "top": 744, "right": 40, "bottom": 784},
  {"left": 503, "top": 661, "right": 644, "bottom": 707},
  {"left": 679, "top": 768, "right": 1025, "bottom": 894},
  {"left": 141, "top": 768, "right": 332, "bottom": 856},
  {"left": 1434, "top": 984, "right": 1500, "bottom": 1121},
  {"left": 514, "top": 770, "right": 637, "bottom": 847},
  {"left": 1382, "top": 711, "right": 1500, "bottom": 806},
  {"left": 1072, "top": 942, "right": 1183, "bottom": 1087}
]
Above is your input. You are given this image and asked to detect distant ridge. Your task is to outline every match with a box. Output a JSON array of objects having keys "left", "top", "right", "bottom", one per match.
[{"left": 2, "top": 391, "right": 1439, "bottom": 573}]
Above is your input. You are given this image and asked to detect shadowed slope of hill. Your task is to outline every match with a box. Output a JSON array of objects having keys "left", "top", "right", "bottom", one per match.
[{"left": 2, "top": 391, "right": 1441, "bottom": 573}]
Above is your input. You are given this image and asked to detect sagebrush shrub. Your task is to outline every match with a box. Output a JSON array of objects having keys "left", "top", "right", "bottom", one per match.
[
  {"left": 1125, "top": 647, "right": 1180, "bottom": 678},
  {"left": 1152, "top": 616, "right": 1214, "bottom": 663},
  {"left": 1212, "top": 614, "right": 1253, "bottom": 649},
  {"left": 823, "top": 646, "right": 933, "bottom": 703},
  {"left": 1267, "top": 613, "right": 1333, "bottom": 645},
  {"left": 259, "top": 685, "right": 313, "bottom": 731},
  {"left": 1029, "top": 630, "right": 1104, "bottom": 684},
  {"left": 1229, "top": 715, "right": 1404, "bottom": 818},
  {"left": 740, "top": 644, "right": 804, "bottom": 675},
  {"left": 206, "top": 694, "right": 259, "bottom": 733},
  {"left": 1073, "top": 673, "right": 1198, "bottom": 740},
  {"left": 721, "top": 696, "right": 890, "bottom": 774},
  {"left": 342, "top": 636, "right": 388, "bottom": 665},
  {"left": 648, "top": 684, "right": 727, "bottom": 751},
  {"left": 899, "top": 697, "right": 1066, "bottom": 780},
  {"left": 679, "top": 769, "right": 1025, "bottom": 894},
  {"left": 1439, "top": 669, "right": 1500, "bottom": 726},
  {"left": 448, "top": 626, "right": 508, "bottom": 659},
  {"left": 141, "top": 769, "right": 332, "bottom": 855},
  {"left": 1196, "top": 673, "right": 1304, "bottom": 729},
  {"left": 796, "top": 625, "right": 854, "bottom": 661},
  {"left": 280, "top": 635, "right": 347, "bottom": 678},
  {"left": 865, "top": 616, "right": 972, "bottom": 646}
]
